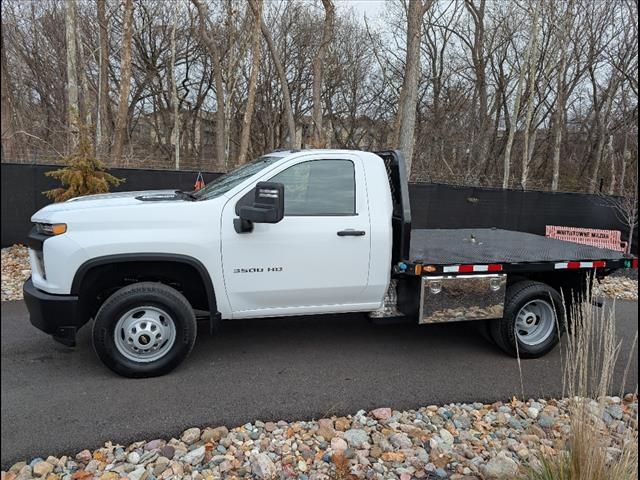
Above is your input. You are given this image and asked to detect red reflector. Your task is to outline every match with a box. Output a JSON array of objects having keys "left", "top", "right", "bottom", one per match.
[
  {"left": 488, "top": 264, "right": 503, "bottom": 272},
  {"left": 458, "top": 265, "right": 474, "bottom": 273},
  {"left": 593, "top": 261, "right": 606, "bottom": 268},
  {"left": 567, "top": 261, "right": 581, "bottom": 269}
]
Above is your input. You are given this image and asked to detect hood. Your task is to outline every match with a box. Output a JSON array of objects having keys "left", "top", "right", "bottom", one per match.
[{"left": 32, "top": 190, "right": 190, "bottom": 220}]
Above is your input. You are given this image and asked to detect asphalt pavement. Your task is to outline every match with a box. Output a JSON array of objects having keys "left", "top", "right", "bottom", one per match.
[{"left": 1, "top": 299, "right": 637, "bottom": 467}]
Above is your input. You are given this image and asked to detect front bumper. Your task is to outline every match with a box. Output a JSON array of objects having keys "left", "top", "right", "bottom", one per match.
[{"left": 23, "top": 278, "right": 80, "bottom": 347}]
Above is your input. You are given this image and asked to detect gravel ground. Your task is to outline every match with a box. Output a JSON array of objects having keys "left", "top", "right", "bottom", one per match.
[
  {"left": 2, "top": 245, "right": 637, "bottom": 302},
  {"left": 1, "top": 245, "right": 31, "bottom": 302},
  {"left": 1, "top": 395, "right": 637, "bottom": 480}
]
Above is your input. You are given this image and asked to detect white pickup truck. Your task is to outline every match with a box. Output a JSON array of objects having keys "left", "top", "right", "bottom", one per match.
[{"left": 23, "top": 149, "right": 637, "bottom": 377}]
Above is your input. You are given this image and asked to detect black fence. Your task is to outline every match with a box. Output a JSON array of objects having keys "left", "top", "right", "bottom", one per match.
[{"left": 1, "top": 162, "right": 636, "bottom": 253}]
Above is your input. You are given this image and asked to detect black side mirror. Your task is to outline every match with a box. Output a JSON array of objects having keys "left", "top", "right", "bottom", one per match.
[{"left": 234, "top": 182, "right": 284, "bottom": 233}]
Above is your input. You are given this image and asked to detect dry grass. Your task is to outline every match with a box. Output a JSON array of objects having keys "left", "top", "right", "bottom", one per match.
[
  {"left": 523, "top": 281, "right": 639, "bottom": 480},
  {"left": 329, "top": 451, "right": 358, "bottom": 480}
]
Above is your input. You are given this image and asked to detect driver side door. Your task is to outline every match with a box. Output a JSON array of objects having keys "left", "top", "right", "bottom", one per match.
[{"left": 220, "top": 155, "right": 373, "bottom": 318}]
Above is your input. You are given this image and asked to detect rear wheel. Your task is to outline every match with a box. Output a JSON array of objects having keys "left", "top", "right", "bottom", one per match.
[
  {"left": 490, "top": 281, "right": 565, "bottom": 358},
  {"left": 92, "top": 282, "right": 197, "bottom": 377}
]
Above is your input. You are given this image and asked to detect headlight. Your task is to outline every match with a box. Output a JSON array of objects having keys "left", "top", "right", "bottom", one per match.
[{"left": 36, "top": 223, "right": 67, "bottom": 235}]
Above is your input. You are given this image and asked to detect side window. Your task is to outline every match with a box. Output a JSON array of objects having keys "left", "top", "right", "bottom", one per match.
[{"left": 269, "top": 160, "right": 356, "bottom": 216}]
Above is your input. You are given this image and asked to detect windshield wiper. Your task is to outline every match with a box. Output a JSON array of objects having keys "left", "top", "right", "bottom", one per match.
[{"left": 174, "top": 190, "right": 197, "bottom": 201}]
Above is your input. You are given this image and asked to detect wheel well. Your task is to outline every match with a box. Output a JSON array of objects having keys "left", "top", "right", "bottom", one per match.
[
  {"left": 73, "top": 258, "right": 215, "bottom": 326},
  {"left": 507, "top": 270, "right": 592, "bottom": 304}
]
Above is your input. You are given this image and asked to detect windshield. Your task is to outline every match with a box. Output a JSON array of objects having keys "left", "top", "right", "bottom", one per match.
[{"left": 193, "top": 155, "right": 283, "bottom": 200}]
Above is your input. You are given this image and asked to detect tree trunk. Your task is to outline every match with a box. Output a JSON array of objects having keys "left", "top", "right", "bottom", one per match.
[
  {"left": 191, "top": 0, "right": 226, "bottom": 170},
  {"left": 550, "top": 1, "right": 571, "bottom": 192},
  {"left": 1, "top": 33, "right": 18, "bottom": 160},
  {"left": 171, "top": 0, "right": 180, "bottom": 170},
  {"left": 111, "top": 0, "right": 134, "bottom": 165},
  {"left": 607, "top": 135, "right": 615, "bottom": 195},
  {"left": 465, "top": 0, "right": 489, "bottom": 176},
  {"left": 520, "top": 7, "right": 541, "bottom": 190},
  {"left": 396, "top": 0, "right": 434, "bottom": 177},
  {"left": 96, "top": 0, "right": 110, "bottom": 157},
  {"left": 311, "top": 0, "right": 335, "bottom": 148},
  {"left": 503, "top": 3, "right": 539, "bottom": 189},
  {"left": 65, "top": 0, "right": 80, "bottom": 150},
  {"left": 260, "top": 15, "right": 295, "bottom": 149},
  {"left": 588, "top": 84, "right": 618, "bottom": 193},
  {"left": 76, "top": 14, "right": 92, "bottom": 130},
  {"left": 619, "top": 133, "right": 628, "bottom": 195},
  {"left": 237, "top": 0, "right": 263, "bottom": 166}
]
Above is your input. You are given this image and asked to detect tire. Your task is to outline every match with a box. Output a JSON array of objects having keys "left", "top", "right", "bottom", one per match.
[
  {"left": 490, "top": 280, "right": 565, "bottom": 358},
  {"left": 92, "top": 282, "right": 197, "bottom": 378}
]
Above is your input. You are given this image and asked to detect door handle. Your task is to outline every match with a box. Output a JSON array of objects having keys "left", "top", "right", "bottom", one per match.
[{"left": 337, "top": 229, "right": 366, "bottom": 237}]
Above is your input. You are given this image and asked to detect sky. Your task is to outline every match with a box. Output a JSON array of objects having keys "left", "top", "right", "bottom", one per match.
[{"left": 335, "top": 0, "right": 387, "bottom": 24}]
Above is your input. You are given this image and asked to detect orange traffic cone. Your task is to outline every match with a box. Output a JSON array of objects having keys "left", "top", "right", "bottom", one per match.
[{"left": 194, "top": 172, "right": 205, "bottom": 191}]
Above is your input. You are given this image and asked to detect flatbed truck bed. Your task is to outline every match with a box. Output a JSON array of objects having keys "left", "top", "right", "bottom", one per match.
[{"left": 407, "top": 228, "right": 631, "bottom": 275}]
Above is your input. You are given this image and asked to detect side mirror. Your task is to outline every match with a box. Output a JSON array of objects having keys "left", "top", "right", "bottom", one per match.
[{"left": 234, "top": 182, "right": 284, "bottom": 233}]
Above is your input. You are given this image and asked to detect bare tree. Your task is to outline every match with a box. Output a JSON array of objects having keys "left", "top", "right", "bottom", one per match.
[
  {"left": 192, "top": 0, "right": 226, "bottom": 169},
  {"left": 1, "top": 32, "right": 19, "bottom": 160},
  {"left": 112, "top": 0, "right": 134, "bottom": 165},
  {"left": 503, "top": 2, "right": 539, "bottom": 189},
  {"left": 603, "top": 175, "right": 638, "bottom": 255},
  {"left": 96, "top": 0, "right": 110, "bottom": 155},
  {"left": 311, "top": 0, "right": 335, "bottom": 148},
  {"left": 170, "top": 0, "right": 180, "bottom": 170},
  {"left": 394, "top": 0, "right": 434, "bottom": 176},
  {"left": 65, "top": 0, "right": 80, "bottom": 149},
  {"left": 259, "top": 9, "right": 295, "bottom": 149},
  {"left": 237, "top": 0, "right": 263, "bottom": 166}
]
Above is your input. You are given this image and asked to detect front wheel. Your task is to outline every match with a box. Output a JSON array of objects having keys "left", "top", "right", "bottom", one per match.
[
  {"left": 92, "top": 282, "right": 197, "bottom": 377},
  {"left": 490, "top": 281, "right": 565, "bottom": 358}
]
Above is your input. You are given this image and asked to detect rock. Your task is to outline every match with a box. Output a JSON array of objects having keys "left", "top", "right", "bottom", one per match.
[
  {"left": 453, "top": 415, "right": 471, "bottom": 430},
  {"left": 250, "top": 453, "right": 277, "bottom": 479},
  {"left": 483, "top": 452, "right": 518, "bottom": 479},
  {"left": 370, "top": 446, "right": 383, "bottom": 458},
  {"left": 33, "top": 462, "right": 53, "bottom": 477},
  {"left": 537, "top": 415, "right": 555, "bottom": 429},
  {"left": 317, "top": 419, "right": 336, "bottom": 440},
  {"left": 331, "top": 437, "right": 348, "bottom": 452},
  {"left": 127, "top": 451, "right": 141, "bottom": 464},
  {"left": 371, "top": 408, "right": 392, "bottom": 420},
  {"left": 381, "top": 452, "right": 405, "bottom": 462},
  {"left": 127, "top": 467, "right": 147, "bottom": 480},
  {"left": 9, "top": 463, "right": 26, "bottom": 474},
  {"left": 605, "top": 405, "right": 623, "bottom": 421},
  {"left": 182, "top": 446, "right": 205, "bottom": 466},
  {"left": 75, "top": 450, "right": 92, "bottom": 464},
  {"left": 439, "top": 429, "right": 454, "bottom": 448},
  {"left": 100, "top": 473, "right": 119, "bottom": 480},
  {"left": 389, "top": 433, "right": 412, "bottom": 449},
  {"left": 160, "top": 445, "right": 175, "bottom": 460},
  {"left": 335, "top": 417, "right": 351, "bottom": 431},
  {"left": 85, "top": 460, "right": 100, "bottom": 473},
  {"left": 145, "top": 439, "right": 165, "bottom": 451},
  {"left": 343, "top": 429, "right": 370, "bottom": 448},
  {"left": 181, "top": 428, "right": 201, "bottom": 445},
  {"left": 202, "top": 426, "right": 229, "bottom": 443}
]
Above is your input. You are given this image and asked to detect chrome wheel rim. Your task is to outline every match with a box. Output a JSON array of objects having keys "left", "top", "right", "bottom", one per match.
[
  {"left": 515, "top": 299, "right": 556, "bottom": 346},
  {"left": 114, "top": 306, "right": 176, "bottom": 363}
]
